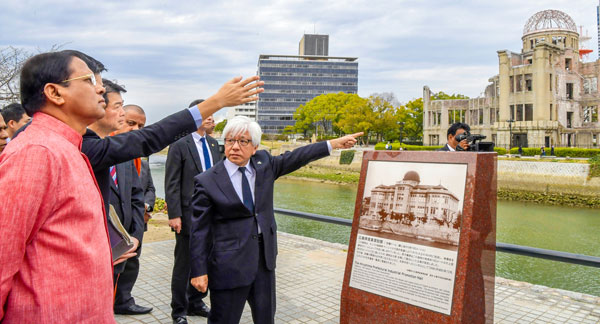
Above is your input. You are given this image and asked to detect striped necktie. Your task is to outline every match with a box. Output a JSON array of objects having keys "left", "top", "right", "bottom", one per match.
[{"left": 110, "top": 165, "right": 118, "bottom": 188}]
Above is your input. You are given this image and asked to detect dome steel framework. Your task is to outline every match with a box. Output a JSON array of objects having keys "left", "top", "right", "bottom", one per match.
[{"left": 523, "top": 9, "right": 577, "bottom": 36}]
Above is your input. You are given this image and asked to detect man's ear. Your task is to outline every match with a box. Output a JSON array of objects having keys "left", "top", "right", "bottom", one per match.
[
  {"left": 43, "top": 83, "right": 65, "bottom": 106},
  {"left": 7, "top": 119, "right": 16, "bottom": 129}
]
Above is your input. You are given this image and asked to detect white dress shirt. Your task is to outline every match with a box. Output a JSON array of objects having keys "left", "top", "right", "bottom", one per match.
[
  {"left": 223, "top": 158, "right": 259, "bottom": 233},
  {"left": 191, "top": 132, "right": 214, "bottom": 171}
]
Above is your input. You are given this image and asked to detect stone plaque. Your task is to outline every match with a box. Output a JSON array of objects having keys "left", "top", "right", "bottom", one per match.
[{"left": 340, "top": 151, "right": 496, "bottom": 324}]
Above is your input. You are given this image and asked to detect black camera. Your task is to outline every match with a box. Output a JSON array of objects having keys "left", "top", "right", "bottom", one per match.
[{"left": 454, "top": 132, "right": 495, "bottom": 152}]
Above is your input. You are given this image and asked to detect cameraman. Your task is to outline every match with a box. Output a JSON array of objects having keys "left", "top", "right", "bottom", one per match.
[{"left": 438, "top": 122, "right": 470, "bottom": 151}]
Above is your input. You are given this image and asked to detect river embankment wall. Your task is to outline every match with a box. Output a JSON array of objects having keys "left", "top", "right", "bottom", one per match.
[{"left": 274, "top": 145, "right": 600, "bottom": 196}]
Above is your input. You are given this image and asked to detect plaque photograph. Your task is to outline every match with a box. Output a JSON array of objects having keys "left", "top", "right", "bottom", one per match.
[{"left": 349, "top": 160, "right": 468, "bottom": 315}]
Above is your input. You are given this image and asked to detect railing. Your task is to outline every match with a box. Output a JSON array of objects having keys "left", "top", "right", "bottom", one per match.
[{"left": 274, "top": 208, "right": 600, "bottom": 268}]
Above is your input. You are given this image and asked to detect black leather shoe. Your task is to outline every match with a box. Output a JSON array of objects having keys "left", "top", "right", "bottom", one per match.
[
  {"left": 114, "top": 304, "right": 153, "bottom": 315},
  {"left": 173, "top": 316, "right": 188, "bottom": 324},
  {"left": 187, "top": 303, "right": 210, "bottom": 317}
]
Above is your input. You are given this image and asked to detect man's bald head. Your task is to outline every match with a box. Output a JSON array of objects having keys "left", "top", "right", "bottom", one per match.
[
  {"left": 123, "top": 104, "right": 145, "bottom": 115},
  {"left": 116, "top": 104, "right": 146, "bottom": 134}
]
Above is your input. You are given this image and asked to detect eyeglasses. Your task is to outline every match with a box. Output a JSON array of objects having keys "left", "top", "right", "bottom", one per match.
[
  {"left": 224, "top": 138, "right": 252, "bottom": 147},
  {"left": 61, "top": 73, "right": 96, "bottom": 86}
]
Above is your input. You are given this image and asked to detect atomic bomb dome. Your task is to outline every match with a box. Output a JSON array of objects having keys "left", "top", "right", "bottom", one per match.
[{"left": 523, "top": 9, "right": 578, "bottom": 36}]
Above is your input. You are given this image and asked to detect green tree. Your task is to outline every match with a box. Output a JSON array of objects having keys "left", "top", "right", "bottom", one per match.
[
  {"left": 369, "top": 95, "right": 399, "bottom": 143},
  {"left": 401, "top": 98, "right": 424, "bottom": 141},
  {"left": 431, "top": 91, "right": 469, "bottom": 100},
  {"left": 215, "top": 119, "right": 227, "bottom": 133},
  {"left": 293, "top": 92, "right": 368, "bottom": 141},
  {"left": 292, "top": 104, "right": 315, "bottom": 137},
  {"left": 334, "top": 94, "right": 371, "bottom": 145}
]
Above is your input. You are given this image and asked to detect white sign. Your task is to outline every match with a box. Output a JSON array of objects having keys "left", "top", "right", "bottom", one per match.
[{"left": 349, "top": 233, "right": 458, "bottom": 315}]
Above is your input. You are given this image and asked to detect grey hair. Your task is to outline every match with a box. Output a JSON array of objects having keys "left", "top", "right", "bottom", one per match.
[{"left": 222, "top": 116, "right": 262, "bottom": 147}]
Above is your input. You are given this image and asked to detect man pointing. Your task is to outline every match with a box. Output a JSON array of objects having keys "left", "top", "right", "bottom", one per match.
[{"left": 189, "top": 116, "right": 361, "bottom": 324}]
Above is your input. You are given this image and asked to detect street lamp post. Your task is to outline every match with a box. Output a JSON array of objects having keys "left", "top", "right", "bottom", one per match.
[{"left": 507, "top": 119, "right": 515, "bottom": 152}]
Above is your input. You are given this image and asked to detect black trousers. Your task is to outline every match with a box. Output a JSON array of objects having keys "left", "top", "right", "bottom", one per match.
[
  {"left": 208, "top": 237, "right": 276, "bottom": 324},
  {"left": 113, "top": 243, "right": 141, "bottom": 308},
  {"left": 171, "top": 233, "right": 208, "bottom": 318}
]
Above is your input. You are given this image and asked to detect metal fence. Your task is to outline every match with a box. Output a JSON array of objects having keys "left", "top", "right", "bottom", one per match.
[{"left": 274, "top": 208, "right": 600, "bottom": 268}]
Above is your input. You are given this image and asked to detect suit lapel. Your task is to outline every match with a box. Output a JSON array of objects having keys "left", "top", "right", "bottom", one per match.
[
  {"left": 212, "top": 163, "right": 248, "bottom": 212},
  {"left": 249, "top": 157, "right": 263, "bottom": 209},
  {"left": 185, "top": 135, "right": 203, "bottom": 173}
]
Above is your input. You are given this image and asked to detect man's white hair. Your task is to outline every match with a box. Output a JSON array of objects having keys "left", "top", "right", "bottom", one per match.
[{"left": 222, "top": 116, "right": 262, "bottom": 147}]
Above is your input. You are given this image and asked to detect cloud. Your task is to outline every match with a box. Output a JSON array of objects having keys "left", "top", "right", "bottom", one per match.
[{"left": 0, "top": 0, "right": 597, "bottom": 123}]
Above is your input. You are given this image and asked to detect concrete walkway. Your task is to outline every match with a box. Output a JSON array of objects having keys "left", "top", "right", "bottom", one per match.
[{"left": 116, "top": 233, "right": 600, "bottom": 324}]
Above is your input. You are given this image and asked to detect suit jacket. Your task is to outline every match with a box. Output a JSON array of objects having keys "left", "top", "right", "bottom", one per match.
[
  {"left": 165, "top": 134, "right": 221, "bottom": 235},
  {"left": 189, "top": 141, "right": 330, "bottom": 290},
  {"left": 109, "top": 161, "right": 145, "bottom": 243},
  {"left": 82, "top": 109, "right": 196, "bottom": 215},
  {"left": 140, "top": 159, "right": 156, "bottom": 211},
  {"left": 437, "top": 143, "right": 452, "bottom": 151}
]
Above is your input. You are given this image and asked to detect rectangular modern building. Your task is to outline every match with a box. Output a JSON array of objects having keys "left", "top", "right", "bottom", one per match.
[
  {"left": 257, "top": 34, "right": 358, "bottom": 134},
  {"left": 226, "top": 102, "right": 257, "bottom": 121},
  {"left": 257, "top": 54, "right": 358, "bottom": 133}
]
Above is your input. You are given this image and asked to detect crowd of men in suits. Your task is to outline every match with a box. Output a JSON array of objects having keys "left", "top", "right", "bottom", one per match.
[{"left": 0, "top": 49, "right": 360, "bottom": 324}]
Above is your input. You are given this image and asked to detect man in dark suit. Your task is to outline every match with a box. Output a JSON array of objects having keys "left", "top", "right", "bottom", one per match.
[
  {"left": 189, "top": 116, "right": 361, "bottom": 324},
  {"left": 115, "top": 104, "right": 156, "bottom": 228},
  {"left": 165, "top": 100, "right": 220, "bottom": 324},
  {"left": 109, "top": 160, "right": 146, "bottom": 311},
  {"left": 438, "top": 122, "right": 470, "bottom": 151},
  {"left": 87, "top": 80, "right": 154, "bottom": 314},
  {"left": 110, "top": 104, "right": 156, "bottom": 314}
]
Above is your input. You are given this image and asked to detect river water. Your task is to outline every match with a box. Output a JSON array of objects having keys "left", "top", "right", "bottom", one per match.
[{"left": 149, "top": 156, "right": 600, "bottom": 296}]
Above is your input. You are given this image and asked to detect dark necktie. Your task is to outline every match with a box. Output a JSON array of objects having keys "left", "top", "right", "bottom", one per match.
[
  {"left": 200, "top": 137, "right": 212, "bottom": 170},
  {"left": 239, "top": 167, "right": 254, "bottom": 214}
]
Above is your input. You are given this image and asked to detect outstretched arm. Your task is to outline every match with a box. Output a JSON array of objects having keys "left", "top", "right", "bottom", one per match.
[{"left": 84, "top": 76, "right": 264, "bottom": 170}]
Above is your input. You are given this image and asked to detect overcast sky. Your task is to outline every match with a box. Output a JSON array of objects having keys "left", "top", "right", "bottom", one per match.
[{"left": 1, "top": 0, "right": 597, "bottom": 123}]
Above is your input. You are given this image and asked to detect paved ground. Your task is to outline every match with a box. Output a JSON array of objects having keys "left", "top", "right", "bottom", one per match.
[{"left": 116, "top": 233, "right": 600, "bottom": 324}]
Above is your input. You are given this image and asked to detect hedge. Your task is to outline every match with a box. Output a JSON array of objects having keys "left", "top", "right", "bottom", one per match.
[
  {"left": 154, "top": 197, "right": 167, "bottom": 213},
  {"left": 590, "top": 155, "right": 600, "bottom": 178},
  {"left": 509, "top": 147, "right": 600, "bottom": 158},
  {"left": 375, "top": 142, "right": 505, "bottom": 154},
  {"left": 497, "top": 189, "right": 600, "bottom": 208},
  {"left": 339, "top": 150, "right": 356, "bottom": 164}
]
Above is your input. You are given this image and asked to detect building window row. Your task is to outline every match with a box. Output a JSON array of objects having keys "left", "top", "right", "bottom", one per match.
[
  {"left": 258, "top": 107, "right": 298, "bottom": 112},
  {"left": 510, "top": 104, "right": 534, "bottom": 121},
  {"left": 261, "top": 72, "right": 358, "bottom": 78},
  {"left": 263, "top": 80, "right": 357, "bottom": 86},
  {"left": 258, "top": 116, "right": 293, "bottom": 121},
  {"left": 263, "top": 89, "right": 356, "bottom": 95},
  {"left": 260, "top": 63, "right": 357, "bottom": 70},
  {"left": 261, "top": 98, "right": 309, "bottom": 103},
  {"left": 235, "top": 108, "right": 255, "bottom": 113},
  {"left": 509, "top": 74, "right": 533, "bottom": 92}
]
